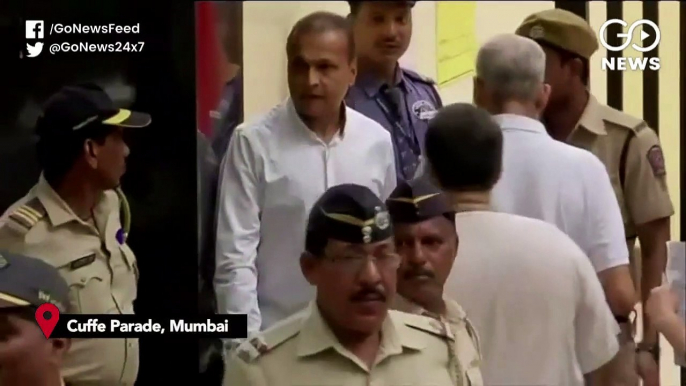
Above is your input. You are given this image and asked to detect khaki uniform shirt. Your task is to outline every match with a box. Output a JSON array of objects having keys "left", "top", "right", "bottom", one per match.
[
  {"left": 223, "top": 302, "right": 475, "bottom": 386},
  {"left": 392, "top": 295, "right": 484, "bottom": 385},
  {"left": 0, "top": 175, "right": 139, "bottom": 385},
  {"left": 567, "top": 94, "right": 674, "bottom": 253}
]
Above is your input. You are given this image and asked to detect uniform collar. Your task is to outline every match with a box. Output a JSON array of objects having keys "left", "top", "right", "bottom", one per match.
[
  {"left": 35, "top": 174, "right": 114, "bottom": 228},
  {"left": 492, "top": 113, "right": 547, "bottom": 135},
  {"left": 572, "top": 93, "right": 607, "bottom": 137},
  {"left": 355, "top": 64, "right": 406, "bottom": 98},
  {"left": 392, "top": 295, "right": 465, "bottom": 323},
  {"left": 296, "top": 301, "right": 425, "bottom": 363},
  {"left": 391, "top": 294, "right": 426, "bottom": 314},
  {"left": 285, "top": 97, "right": 346, "bottom": 143}
]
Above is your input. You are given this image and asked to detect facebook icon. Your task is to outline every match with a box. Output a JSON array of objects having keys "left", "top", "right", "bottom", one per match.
[{"left": 25, "top": 20, "right": 44, "bottom": 39}]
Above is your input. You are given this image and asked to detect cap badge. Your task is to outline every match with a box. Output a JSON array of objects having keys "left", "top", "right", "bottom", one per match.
[
  {"left": 529, "top": 25, "right": 545, "bottom": 39},
  {"left": 362, "top": 226, "right": 372, "bottom": 244},
  {"left": 0, "top": 253, "right": 7, "bottom": 269},
  {"left": 374, "top": 210, "right": 390, "bottom": 230}
]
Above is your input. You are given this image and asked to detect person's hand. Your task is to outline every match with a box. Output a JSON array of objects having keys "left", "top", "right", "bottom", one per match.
[{"left": 645, "top": 284, "right": 679, "bottom": 328}]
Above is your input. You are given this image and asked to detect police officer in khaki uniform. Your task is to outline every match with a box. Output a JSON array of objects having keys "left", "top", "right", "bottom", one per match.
[
  {"left": 224, "top": 184, "right": 473, "bottom": 386},
  {"left": 516, "top": 9, "right": 674, "bottom": 386},
  {"left": 386, "top": 178, "right": 483, "bottom": 385},
  {"left": 0, "top": 251, "right": 71, "bottom": 386},
  {"left": 0, "top": 84, "right": 150, "bottom": 385}
]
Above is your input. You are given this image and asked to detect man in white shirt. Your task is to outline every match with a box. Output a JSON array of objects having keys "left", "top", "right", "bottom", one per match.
[
  {"left": 425, "top": 102, "right": 619, "bottom": 385},
  {"left": 214, "top": 11, "right": 396, "bottom": 344},
  {"left": 475, "top": 34, "right": 637, "bottom": 382}
]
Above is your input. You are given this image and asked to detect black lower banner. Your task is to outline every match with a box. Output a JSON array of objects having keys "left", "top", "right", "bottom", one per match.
[{"left": 50, "top": 314, "right": 248, "bottom": 339}]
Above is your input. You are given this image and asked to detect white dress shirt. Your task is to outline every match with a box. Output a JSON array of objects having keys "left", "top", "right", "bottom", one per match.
[
  {"left": 214, "top": 98, "right": 396, "bottom": 335},
  {"left": 491, "top": 114, "right": 628, "bottom": 272},
  {"left": 446, "top": 211, "right": 620, "bottom": 385}
]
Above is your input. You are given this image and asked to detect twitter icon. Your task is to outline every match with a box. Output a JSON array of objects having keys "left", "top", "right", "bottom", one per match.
[{"left": 26, "top": 42, "right": 43, "bottom": 57}]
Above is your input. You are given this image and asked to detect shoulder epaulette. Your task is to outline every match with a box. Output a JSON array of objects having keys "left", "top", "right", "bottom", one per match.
[
  {"left": 234, "top": 312, "right": 305, "bottom": 363},
  {"left": 401, "top": 68, "right": 436, "bottom": 85},
  {"left": 598, "top": 104, "right": 644, "bottom": 130},
  {"left": 393, "top": 310, "right": 454, "bottom": 340},
  {"left": 7, "top": 198, "right": 46, "bottom": 235}
]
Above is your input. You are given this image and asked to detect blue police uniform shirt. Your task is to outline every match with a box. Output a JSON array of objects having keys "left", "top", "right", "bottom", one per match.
[
  {"left": 211, "top": 71, "right": 244, "bottom": 160},
  {"left": 346, "top": 66, "right": 442, "bottom": 182}
]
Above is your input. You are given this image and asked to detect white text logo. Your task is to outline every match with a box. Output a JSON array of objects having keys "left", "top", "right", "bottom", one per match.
[
  {"left": 599, "top": 19, "right": 661, "bottom": 71},
  {"left": 25, "top": 20, "right": 44, "bottom": 39}
]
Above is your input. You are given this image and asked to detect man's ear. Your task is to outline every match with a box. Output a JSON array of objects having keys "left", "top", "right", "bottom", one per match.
[
  {"left": 300, "top": 252, "right": 319, "bottom": 285},
  {"left": 83, "top": 139, "right": 98, "bottom": 169},
  {"left": 536, "top": 83, "right": 552, "bottom": 113}
]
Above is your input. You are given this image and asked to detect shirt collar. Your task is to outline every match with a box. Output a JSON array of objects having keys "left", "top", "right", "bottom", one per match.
[
  {"left": 295, "top": 301, "right": 425, "bottom": 360},
  {"left": 285, "top": 97, "right": 347, "bottom": 143},
  {"left": 492, "top": 113, "right": 547, "bottom": 135},
  {"left": 355, "top": 64, "right": 405, "bottom": 98},
  {"left": 573, "top": 93, "right": 607, "bottom": 137},
  {"left": 35, "top": 174, "right": 113, "bottom": 228}
]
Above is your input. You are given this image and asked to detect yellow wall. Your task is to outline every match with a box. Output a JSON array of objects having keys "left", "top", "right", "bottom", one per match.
[{"left": 242, "top": 1, "right": 681, "bottom": 382}]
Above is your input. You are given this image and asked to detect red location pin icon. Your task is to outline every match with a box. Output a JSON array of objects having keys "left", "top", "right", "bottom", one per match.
[{"left": 35, "top": 303, "right": 60, "bottom": 339}]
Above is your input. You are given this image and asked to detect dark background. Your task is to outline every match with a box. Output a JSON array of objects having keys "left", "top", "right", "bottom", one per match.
[{"left": 0, "top": 0, "right": 198, "bottom": 384}]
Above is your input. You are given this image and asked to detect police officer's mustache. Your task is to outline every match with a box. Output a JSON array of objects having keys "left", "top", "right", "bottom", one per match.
[{"left": 350, "top": 287, "right": 386, "bottom": 302}]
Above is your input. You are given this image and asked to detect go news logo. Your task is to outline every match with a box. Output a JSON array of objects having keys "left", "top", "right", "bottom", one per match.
[{"left": 599, "top": 19, "right": 660, "bottom": 71}]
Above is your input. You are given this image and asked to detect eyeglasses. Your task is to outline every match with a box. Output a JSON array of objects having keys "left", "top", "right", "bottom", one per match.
[{"left": 325, "top": 251, "right": 401, "bottom": 274}]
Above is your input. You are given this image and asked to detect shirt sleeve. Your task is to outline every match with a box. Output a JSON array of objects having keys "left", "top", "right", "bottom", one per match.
[
  {"left": 215, "top": 129, "right": 263, "bottom": 335},
  {"left": 573, "top": 250, "right": 620, "bottom": 373},
  {"left": 624, "top": 126, "right": 674, "bottom": 225},
  {"left": 582, "top": 154, "right": 630, "bottom": 272}
]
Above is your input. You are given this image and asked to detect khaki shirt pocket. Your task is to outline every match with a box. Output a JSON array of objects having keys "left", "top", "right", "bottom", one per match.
[{"left": 59, "top": 255, "right": 112, "bottom": 314}]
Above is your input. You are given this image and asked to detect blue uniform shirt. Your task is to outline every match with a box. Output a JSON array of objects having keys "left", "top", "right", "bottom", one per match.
[
  {"left": 211, "top": 72, "right": 244, "bottom": 160},
  {"left": 346, "top": 67, "right": 442, "bottom": 182}
]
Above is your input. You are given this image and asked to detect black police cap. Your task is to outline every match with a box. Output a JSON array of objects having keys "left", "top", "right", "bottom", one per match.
[
  {"left": 35, "top": 83, "right": 151, "bottom": 140},
  {"left": 386, "top": 178, "right": 454, "bottom": 223},
  {"left": 0, "top": 251, "right": 69, "bottom": 312},
  {"left": 307, "top": 184, "right": 393, "bottom": 249}
]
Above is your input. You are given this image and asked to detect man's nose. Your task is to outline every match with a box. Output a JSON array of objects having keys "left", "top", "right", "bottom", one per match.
[
  {"left": 357, "top": 257, "right": 383, "bottom": 284},
  {"left": 307, "top": 68, "right": 321, "bottom": 87},
  {"left": 407, "top": 242, "right": 426, "bottom": 265},
  {"left": 382, "top": 21, "right": 400, "bottom": 38}
]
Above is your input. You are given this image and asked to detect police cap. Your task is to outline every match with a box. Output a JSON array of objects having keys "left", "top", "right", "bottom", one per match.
[
  {"left": 0, "top": 251, "right": 69, "bottom": 312},
  {"left": 386, "top": 178, "right": 454, "bottom": 224},
  {"left": 515, "top": 9, "right": 598, "bottom": 59},
  {"left": 36, "top": 83, "right": 151, "bottom": 141},
  {"left": 306, "top": 184, "right": 393, "bottom": 252}
]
